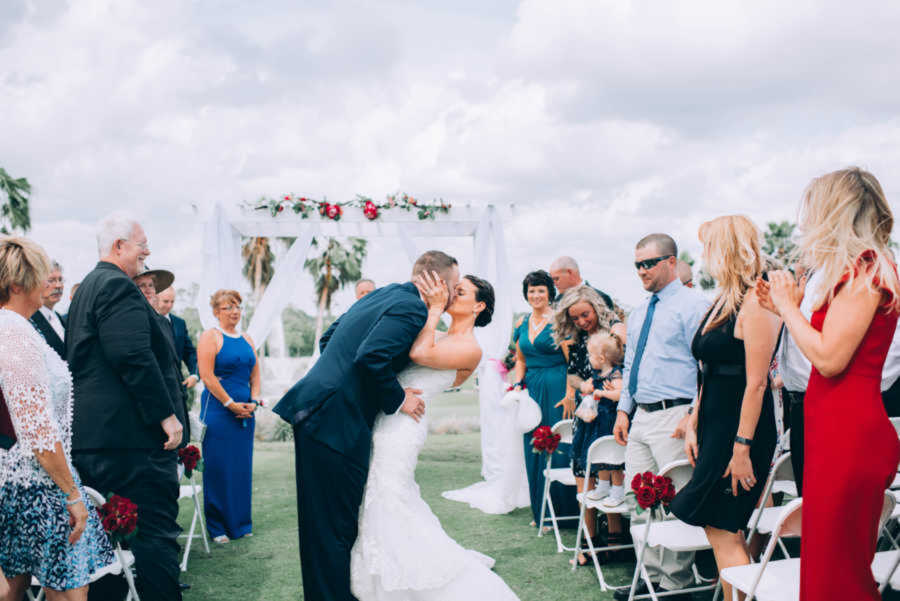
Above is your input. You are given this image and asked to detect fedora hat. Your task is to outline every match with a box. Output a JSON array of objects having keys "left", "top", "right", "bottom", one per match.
[{"left": 133, "top": 267, "right": 174, "bottom": 292}]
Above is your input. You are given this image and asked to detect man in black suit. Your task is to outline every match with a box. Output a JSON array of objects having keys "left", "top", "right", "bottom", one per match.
[
  {"left": 30, "top": 259, "right": 66, "bottom": 358},
  {"left": 67, "top": 213, "right": 186, "bottom": 601},
  {"left": 274, "top": 250, "right": 459, "bottom": 601},
  {"left": 156, "top": 286, "right": 199, "bottom": 389}
]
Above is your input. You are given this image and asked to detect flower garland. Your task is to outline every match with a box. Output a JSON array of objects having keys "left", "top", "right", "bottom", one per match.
[{"left": 253, "top": 193, "right": 451, "bottom": 222}]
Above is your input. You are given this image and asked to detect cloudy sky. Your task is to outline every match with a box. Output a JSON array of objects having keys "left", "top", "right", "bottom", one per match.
[{"left": 3, "top": 0, "right": 900, "bottom": 317}]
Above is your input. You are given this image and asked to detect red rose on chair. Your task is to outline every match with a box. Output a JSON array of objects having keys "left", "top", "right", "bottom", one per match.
[
  {"left": 530, "top": 425, "right": 561, "bottom": 455},
  {"left": 641, "top": 471, "right": 654, "bottom": 486},
  {"left": 662, "top": 482, "right": 677, "bottom": 504},
  {"left": 178, "top": 445, "right": 203, "bottom": 478},
  {"left": 99, "top": 494, "right": 139, "bottom": 545},
  {"left": 653, "top": 475, "right": 670, "bottom": 495},
  {"left": 631, "top": 473, "right": 644, "bottom": 493},
  {"left": 636, "top": 486, "right": 658, "bottom": 509}
]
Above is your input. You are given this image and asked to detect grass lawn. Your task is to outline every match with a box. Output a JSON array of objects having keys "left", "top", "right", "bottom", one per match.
[
  {"left": 178, "top": 434, "right": 642, "bottom": 600},
  {"left": 176, "top": 388, "right": 715, "bottom": 600}
]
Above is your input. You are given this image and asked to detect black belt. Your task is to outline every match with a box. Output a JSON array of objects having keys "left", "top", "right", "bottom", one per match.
[
  {"left": 701, "top": 363, "right": 744, "bottom": 377},
  {"left": 637, "top": 398, "right": 692, "bottom": 413},
  {"left": 785, "top": 390, "right": 805, "bottom": 405}
]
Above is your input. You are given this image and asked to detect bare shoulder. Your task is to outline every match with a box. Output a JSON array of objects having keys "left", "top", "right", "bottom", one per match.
[
  {"left": 514, "top": 315, "right": 525, "bottom": 328},
  {"left": 199, "top": 328, "right": 223, "bottom": 347}
]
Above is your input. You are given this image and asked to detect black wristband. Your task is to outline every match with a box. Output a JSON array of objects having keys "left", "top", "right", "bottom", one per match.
[{"left": 734, "top": 435, "right": 753, "bottom": 446}]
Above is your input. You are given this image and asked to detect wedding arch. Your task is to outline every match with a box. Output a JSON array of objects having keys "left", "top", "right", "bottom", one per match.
[{"left": 199, "top": 196, "right": 517, "bottom": 484}]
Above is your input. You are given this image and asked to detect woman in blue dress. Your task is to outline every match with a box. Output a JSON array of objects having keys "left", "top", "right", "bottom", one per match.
[
  {"left": 197, "top": 289, "right": 261, "bottom": 543},
  {"left": 511, "top": 270, "right": 579, "bottom": 526}
]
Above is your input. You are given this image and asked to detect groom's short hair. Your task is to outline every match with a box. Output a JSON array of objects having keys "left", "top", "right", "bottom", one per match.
[{"left": 412, "top": 250, "right": 458, "bottom": 279}]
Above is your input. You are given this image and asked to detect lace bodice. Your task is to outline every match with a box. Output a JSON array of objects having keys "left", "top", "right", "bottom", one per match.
[{"left": 0, "top": 309, "right": 74, "bottom": 487}]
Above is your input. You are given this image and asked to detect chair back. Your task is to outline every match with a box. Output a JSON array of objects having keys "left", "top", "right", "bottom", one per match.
[
  {"left": 551, "top": 419, "right": 575, "bottom": 444},
  {"left": 772, "top": 451, "right": 795, "bottom": 483},
  {"left": 83, "top": 486, "right": 105, "bottom": 508},
  {"left": 744, "top": 498, "right": 803, "bottom": 599},
  {"left": 891, "top": 417, "right": 900, "bottom": 440},
  {"left": 586, "top": 435, "right": 625, "bottom": 468},
  {"left": 880, "top": 491, "right": 896, "bottom": 530},
  {"left": 779, "top": 428, "right": 791, "bottom": 453},
  {"left": 658, "top": 459, "right": 694, "bottom": 493}
]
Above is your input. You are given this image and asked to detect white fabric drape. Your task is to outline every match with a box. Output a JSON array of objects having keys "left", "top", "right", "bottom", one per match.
[
  {"left": 245, "top": 224, "right": 318, "bottom": 350},
  {"left": 443, "top": 205, "right": 529, "bottom": 514},
  {"left": 199, "top": 202, "right": 243, "bottom": 330},
  {"left": 396, "top": 224, "right": 420, "bottom": 264}
]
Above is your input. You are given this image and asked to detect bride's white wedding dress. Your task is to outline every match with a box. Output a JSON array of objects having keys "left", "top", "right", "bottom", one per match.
[{"left": 350, "top": 364, "right": 520, "bottom": 601}]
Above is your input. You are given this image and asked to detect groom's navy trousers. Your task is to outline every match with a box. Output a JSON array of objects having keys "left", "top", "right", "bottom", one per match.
[{"left": 274, "top": 282, "right": 427, "bottom": 601}]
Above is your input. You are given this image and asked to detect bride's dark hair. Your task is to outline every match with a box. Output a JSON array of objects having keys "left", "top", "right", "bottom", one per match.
[{"left": 465, "top": 275, "right": 494, "bottom": 327}]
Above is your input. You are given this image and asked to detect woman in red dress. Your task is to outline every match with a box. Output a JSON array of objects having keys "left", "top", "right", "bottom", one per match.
[{"left": 764, "top": 167, "right": 900, "bottom": 601}]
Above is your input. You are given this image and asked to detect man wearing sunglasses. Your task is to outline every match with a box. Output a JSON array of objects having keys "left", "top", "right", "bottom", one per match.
[{"left": 611, "top": 233, "right": 709, "bottom": 601}]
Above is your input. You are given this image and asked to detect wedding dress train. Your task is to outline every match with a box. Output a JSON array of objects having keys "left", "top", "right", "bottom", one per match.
[{"left": 350, "top": 364, "right": 520, "bottom": 601}]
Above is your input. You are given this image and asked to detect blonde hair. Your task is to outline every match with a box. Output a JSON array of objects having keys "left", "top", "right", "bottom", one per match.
[
  {"left": 552, "top": 285, "right": 616, "bottom": 346},
  {"left": 210, "top": 289, "right": 242, "bottom": 312},
  {"left": 797, "top": 167, "right": 900, "bottom": 311},
  {"left": 0, "top": 236, "right": 51, "bottom": 305},
  {"left": 699, "top": 215, "right": 764, "bottom": 332},
  {"left": 587, "top": 331, "right": 625, "bottom": 366}
]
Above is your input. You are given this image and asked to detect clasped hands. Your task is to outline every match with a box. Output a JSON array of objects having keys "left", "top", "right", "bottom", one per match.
[{"left": 756, "top": 270, "right": 806, "bottom": 316}]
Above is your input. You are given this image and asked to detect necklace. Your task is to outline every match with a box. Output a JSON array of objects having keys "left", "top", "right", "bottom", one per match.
[{"left": 529, "top": 311, "right": 550, "bottom": 337}]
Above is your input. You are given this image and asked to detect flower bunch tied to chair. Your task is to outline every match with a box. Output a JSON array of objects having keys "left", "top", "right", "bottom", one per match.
[
  {"left": 531, "top": 425, "right": 561, "bottom": 455},
  {"left": 178, "top": 444, "right": 204, "bottom": 478},
  {"left": 98, "top": 494, "right": 139, "bottom": 546},
  {"left": 629, "top": 471, "right": 676, "bottom": 512}
]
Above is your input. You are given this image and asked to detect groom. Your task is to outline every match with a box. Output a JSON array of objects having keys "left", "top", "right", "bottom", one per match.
[{"left": 274, "top": 250, "right": 460, "bottom": 601}]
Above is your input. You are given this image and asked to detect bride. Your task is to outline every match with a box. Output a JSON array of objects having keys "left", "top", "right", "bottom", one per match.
[{"left": 350, "top": 272, "right": 521, "bottom": 600}]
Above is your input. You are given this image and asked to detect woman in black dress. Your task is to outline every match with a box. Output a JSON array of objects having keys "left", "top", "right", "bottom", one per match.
[{"left": 670, "top": 215, "right": 780, "bottom": 601}]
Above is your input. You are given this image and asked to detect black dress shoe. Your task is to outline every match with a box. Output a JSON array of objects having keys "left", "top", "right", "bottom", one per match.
[
  {"left": 614, "top": 581, "right": 655, "bottom": 601},
  {"left": 179, "top": 582, "right": 191, "bottom": 591}
]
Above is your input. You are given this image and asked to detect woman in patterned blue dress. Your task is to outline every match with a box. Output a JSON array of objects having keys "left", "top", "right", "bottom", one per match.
[
  {"left": 0, "top": 236, "right": 113, "bottom": 600},
  {"left": 512, "top": 270, "right": 579, "bottom": 525},
  {"left": 197, "top": 289, "right": 261, "bottom": 543}
]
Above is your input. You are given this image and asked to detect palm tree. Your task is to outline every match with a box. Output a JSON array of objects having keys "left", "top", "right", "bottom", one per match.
[
  {"left": 242, "top": 237, "right": 276, "bottom": 303},
  {"left": 305, "top": 236, "right": 368, "bottom": 352},
  {"left": 0, "top": 168, "right": 31, "bottom": 234}
]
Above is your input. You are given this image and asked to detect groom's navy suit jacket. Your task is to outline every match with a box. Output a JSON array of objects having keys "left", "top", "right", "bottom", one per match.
[{"left": 273, "top": 282, "right": 427, "bottom": 467}]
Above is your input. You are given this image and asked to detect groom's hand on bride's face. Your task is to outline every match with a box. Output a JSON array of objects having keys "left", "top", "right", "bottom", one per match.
[{"left": 400, "top": 387, "right": 425, "bottom": 422}]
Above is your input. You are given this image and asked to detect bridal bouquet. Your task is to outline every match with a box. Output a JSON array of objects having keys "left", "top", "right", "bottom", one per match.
[
  {"left": 99, "top": 494, "right": 139, "bottom": 545},
  {"left": 629, "top": 471, "right": 676, "bottom": 513},
  {"left": 178, "top": 444, "right": 204, "bottom": 478},
  {"left": 531, "top": 425, "right": 561, "bottom": 455}
]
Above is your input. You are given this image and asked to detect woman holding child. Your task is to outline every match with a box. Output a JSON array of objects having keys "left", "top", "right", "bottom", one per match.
[{"left": 553, "top": 286, "right": 626, "bottom": 563}]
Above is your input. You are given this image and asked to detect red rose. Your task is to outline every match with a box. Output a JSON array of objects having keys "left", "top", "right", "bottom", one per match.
[
  {"left": 364, "top": 201, "right": 379, "bottom": 220},
  {"left": 641, "top": 471, "right": 654, "bottom": 486},
  {"left": 636, "top": 485, "right": 658, "bottom": 509},
  {"left": 300, "top": 197, "right": 307, "bottom": 202},
  {"left": 662, "top": 483, "right": 677, "bottom": 504},
  {"left": 284, "top": 195, "right": 291, "bottom": 201},
  {"left": 653, "top": 475, "right": 670, "bottom": 495},
  {"left": 326, "top": 204, "right": 342, "bottom": 219},
  {"left": 631, "top": 473, "right": 644, "bottom": 493}
]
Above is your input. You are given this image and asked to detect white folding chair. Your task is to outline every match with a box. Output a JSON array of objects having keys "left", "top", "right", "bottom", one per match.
[
  {"left": 745, "top": 452, "right": 797, "bottom": 558},
  {"left": 625, "top": 459, "right": 718, "bottom": 601},
  {"left": 27, "top": 486, "right": 140, "bottom": 601},
  {"left": 177, "top": 463, "right": 211, "bottom": 572},
  {"left": 723, "top": 492, "right": 899, "bottom": 600},
  {"left": 537, "top": 419, "right": 580, "bottom": 552},
  {"left": 571, "top": 435, "right": 633, "bottom": 590}
]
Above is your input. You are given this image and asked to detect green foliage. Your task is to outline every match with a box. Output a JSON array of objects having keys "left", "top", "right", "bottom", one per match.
[
  {"left": 762, "top": 221, "right": 797, "bottom": 266},
  {"left": 0, "top": 168, "right": 31, "bottom": 234},
  {"left": 304, "top": 237, "right": 368, "bottom": 311},
  {"left": 678, "top": 250, "right": 694, "bottom": 266},
  {"left": 282, "top": 307, "right": 335, "bottom": 356}
]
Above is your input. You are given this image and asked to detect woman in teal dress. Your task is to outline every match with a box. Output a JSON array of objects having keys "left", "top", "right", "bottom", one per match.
[{"left": 511, "top": 270, "right": 579, "bottom": 525}]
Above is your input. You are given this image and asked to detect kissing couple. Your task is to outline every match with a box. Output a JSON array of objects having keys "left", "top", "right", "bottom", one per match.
[{"left": 273, "top": 250, "right": 520, "bottom": 601}]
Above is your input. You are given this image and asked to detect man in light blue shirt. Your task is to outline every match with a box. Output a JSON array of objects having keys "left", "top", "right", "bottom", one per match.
[{"left": 610, "top": 233, "right": 709, "bottom": 601}]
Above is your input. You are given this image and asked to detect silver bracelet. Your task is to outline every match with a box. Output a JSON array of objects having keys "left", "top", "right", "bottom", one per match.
[
  {"left": 223, "top": 398, "right": 234, "bottom": 407},
  {"left": 65, "top": 495, "right": 83, "bottom": 506}
]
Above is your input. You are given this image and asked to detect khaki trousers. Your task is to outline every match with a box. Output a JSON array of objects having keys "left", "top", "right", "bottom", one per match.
[{"left": 625, "top": 404, "right": 694, "bottom": 590}]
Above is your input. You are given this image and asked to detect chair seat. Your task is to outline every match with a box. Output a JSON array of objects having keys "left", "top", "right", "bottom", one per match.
[
  {"left": 772, "top": 480, "right": 797, "bottom": 497},
  {"left": 30, "top": 550, "right": 133, "bottom": 588},
  {"left": 749, "top": 506, "right": 799, "bottom": 536},
  {"left": 179, "top": 484, "right": 201, "bottom": 500},
  {"left": 630, "top": 520, "right": 710, "bottom": 552},
  {"left": 544, "top": 467, "right": 576, "bottom": 487},
  {"left": 720, "top": 557, "right": 800, "bottom": 601},
  {"left": 872, "top": 550, "right": 900, "bottom": 590},
  {"left": 576, "top": 492, "right": 630, "bottom": 515}
]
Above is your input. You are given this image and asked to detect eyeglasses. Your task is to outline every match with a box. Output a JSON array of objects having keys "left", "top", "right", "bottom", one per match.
[
  {"left": 634, "top": 255, "right": 673, "bottom": 271},
  {"left": 218, "top": 304, "right": 243, "bottom": 312},
  {"left": 120, "top": 238, "right": 150, "bottom": 252}
]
